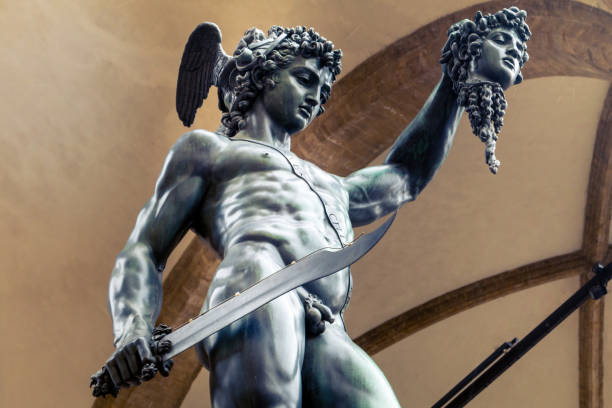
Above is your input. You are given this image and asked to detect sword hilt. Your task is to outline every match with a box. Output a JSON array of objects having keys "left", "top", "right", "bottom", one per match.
[{"left": 90, "top": 324, "right": 174, "bottom": 398}]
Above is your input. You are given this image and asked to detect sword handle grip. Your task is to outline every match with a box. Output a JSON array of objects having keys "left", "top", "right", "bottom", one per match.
[{"left": 90, "top": 324, "right": 173, "bottom": 398}]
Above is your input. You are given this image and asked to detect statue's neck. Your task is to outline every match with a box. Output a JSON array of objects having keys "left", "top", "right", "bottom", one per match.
[{"left": 235, "top": 99, "right": 291, "bottom": 152}]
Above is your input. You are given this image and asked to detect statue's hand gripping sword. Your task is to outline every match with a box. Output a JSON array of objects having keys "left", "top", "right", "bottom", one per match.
[{"left": 91, "top": 213, "right": 396, "bottom": 398}]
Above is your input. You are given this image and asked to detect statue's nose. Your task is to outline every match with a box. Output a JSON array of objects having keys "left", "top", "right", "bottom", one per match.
[
  {"left": 305, "top": 94, "right": 318, "bottom": 107},
  {"left": 506, "top": 47, "right": 520, "bottom": 60}
]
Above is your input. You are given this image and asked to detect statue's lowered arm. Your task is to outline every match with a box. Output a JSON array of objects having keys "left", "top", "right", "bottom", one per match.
[
  {"left": 110, "top": 134, "right": 207, "bottom": 344},
  {"left": 108, "top": 22, "right": 230, "bottom": 346},
  {"left": 105, "top": 133, "right": 208, "bottom": 389}
]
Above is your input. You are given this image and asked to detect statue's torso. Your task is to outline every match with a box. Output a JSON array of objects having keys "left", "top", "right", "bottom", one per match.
[{"left": 193, "top": 134, "right": 354, "bottom": 315}]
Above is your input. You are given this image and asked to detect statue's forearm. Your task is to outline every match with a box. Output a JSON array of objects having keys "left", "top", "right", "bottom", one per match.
[
  {"left": 108, "top": 242, "right": 163, "bottom": 347},
  {"left": 384, "top": 73, "right": 463, "bottom": 197}
]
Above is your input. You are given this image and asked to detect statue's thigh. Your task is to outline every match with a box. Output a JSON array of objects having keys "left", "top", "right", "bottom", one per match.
[
  {"left": 201, "top": 291, "right": 306, "bottom": 407},
  {"left": 302, "top": 324, "right": 400, "bottom": 408}
]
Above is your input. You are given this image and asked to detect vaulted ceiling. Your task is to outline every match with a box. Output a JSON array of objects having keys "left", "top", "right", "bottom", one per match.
[{"left": 1, "top": 1, "right": 611, "bottom": 407}]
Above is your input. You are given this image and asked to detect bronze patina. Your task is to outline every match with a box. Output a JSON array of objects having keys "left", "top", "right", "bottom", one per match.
[{"left": 94, "top": 8, "right": 530, "bottom": 407}]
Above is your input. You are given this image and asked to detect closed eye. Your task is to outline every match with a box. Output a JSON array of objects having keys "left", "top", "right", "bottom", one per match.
[
  {"left": 490, "top": 31, "right": 513, "bottom": 45},
  {"left": 492, "top": 35, "right": 507, "bottom": 45},
  {"left": 292, "top": 67, "right": 318, "bottom": 87}
]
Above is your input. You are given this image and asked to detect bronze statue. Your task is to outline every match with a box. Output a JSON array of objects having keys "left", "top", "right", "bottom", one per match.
[{"left": 96, "top": 7, "right": 530, "bottom": 407}]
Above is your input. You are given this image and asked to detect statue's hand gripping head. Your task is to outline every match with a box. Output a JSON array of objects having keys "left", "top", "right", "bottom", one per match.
[{"left": 440, "top": 7, "right": 531, "bottom": 174}]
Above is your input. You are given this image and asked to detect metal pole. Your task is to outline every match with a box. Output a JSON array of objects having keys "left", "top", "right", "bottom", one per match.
[
  {"left": 431, "top": 339, "right": 516, "bottom": 408},
  {"left": 442, "top": 263, "right": 611, "bottom": 408}
]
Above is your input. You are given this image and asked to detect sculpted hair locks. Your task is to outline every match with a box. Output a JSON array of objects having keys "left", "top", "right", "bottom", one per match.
[{"left": 221, "top": 26, "right": 342, "bottom": 137}]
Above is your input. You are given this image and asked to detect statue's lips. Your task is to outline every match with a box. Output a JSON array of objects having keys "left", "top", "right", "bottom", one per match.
[
  {"left": 298, "top": 106, "right": 312, "bottom": 119},
  {"left": 502, "top": 57, "right": 516, "bottom": 70}
]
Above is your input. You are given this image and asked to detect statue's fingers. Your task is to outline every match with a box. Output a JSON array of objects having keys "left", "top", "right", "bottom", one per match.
[
  {"left": 115, "top": 354, "right": 134, "bottom": 388},
  {"left": 125, "top": 343, "right": 142, "bottom": 370},
  {"left": 105, "top": 359, "right": 125, "bottom": 389},
  {"left": 135, "top": 337, "right": 154, "bottom": 364},
  {"left": 124, "top": 344, "right": 143, "bottom": 385}
]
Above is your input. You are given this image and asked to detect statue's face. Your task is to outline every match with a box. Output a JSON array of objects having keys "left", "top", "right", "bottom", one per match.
[
  {"left": 261, "top": 56, "right": 332, "bottom": 135},
  {"left": 471, "top": 28, "right": 525, "bottom": 90}
]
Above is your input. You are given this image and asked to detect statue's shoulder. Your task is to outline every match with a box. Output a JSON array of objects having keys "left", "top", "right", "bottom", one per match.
[
  {"left": 161, "top": 129, "right": 230, "bottom": 180},
  {"left": 171, "top": 129, "right": 229, "bottom": 161}
]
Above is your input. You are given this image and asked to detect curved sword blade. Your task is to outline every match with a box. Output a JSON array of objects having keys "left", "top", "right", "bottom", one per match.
[{"left": 163, "top": 212, "right": 396, "bottom": 360}]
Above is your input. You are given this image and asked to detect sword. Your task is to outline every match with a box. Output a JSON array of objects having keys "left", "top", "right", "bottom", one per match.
[{"left": 91, "top": 212, "right": 396, "bottom": 397}]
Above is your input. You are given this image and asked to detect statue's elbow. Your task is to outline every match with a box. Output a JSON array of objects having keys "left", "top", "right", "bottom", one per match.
[{"left": 403, "top": 178, "right": 423, "bottom": 204}]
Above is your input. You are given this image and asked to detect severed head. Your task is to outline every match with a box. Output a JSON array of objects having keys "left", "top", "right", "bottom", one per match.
[{"left": 440, "top": 7, "right": 531, "bottom": 173}]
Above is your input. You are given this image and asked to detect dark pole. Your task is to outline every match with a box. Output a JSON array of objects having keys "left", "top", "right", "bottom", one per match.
[
  {"left": 441, "top": 263, "right": 612, "bottom": 408},
  {"left": 431, "top": 338, "right": 516, "bottom": 408}
]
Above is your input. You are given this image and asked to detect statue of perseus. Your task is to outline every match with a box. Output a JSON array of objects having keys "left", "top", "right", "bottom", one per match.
[{"left": 93, "top": 7, "right": 530, "bottom": 407}]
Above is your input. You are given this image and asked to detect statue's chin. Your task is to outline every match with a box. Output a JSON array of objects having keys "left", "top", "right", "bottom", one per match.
[
  {"left": 498, "top": 76, "right": 513, "bottom": 91},
  {"left": 467, "top": 69, "right": 515, "bottom": 90}
]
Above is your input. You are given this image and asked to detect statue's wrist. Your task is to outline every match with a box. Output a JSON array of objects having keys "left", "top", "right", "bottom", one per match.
[
  {"left": 440, "top": 72, "right": 454, "bottom": 91},
  {"left": 114, "top": 329, "right": 151, "bottom": 348},
  {"left": 113, "top": 315, "right": 153, "bottom": 347}
]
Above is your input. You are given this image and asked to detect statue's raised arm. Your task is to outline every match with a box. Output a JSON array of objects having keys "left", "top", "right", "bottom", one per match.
[{"left": 344, "top": 7, "right": 530, "bottom": 227}]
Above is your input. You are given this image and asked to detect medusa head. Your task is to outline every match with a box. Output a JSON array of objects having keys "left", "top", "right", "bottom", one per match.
[
  {"left": 441, "top": 7, "right": 530, "bottom": 91},
  {"left": 440, "top": 7, "right": 531, "bottom": 174}
]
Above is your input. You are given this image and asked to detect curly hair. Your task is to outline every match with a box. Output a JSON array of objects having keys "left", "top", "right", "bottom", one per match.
[
  {"left": 220, "top": 26, "right": 342, "bottom": 137},
  {"left": 440, "top": 7, "right": 530, "bottom": 174},
  {"left": 458, "top": 82, "right": 507, "bottom": 173}
]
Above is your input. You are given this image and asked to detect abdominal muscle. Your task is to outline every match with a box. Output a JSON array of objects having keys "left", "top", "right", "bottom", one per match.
[{"left": 198, "top": 169, "right": 352, "bottom": 317}]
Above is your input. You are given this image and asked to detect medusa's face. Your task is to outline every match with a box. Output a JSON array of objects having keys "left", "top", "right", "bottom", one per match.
[
  {"left": 261, "top": 56, "right": 332, "bottom": 135},
  {"left": 472, "top": 28, "right": 525, "bottom": 90}
]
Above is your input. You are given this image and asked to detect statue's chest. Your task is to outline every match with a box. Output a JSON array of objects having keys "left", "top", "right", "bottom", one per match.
[
  {"left": 214, "top": 142, "right": 292, "bottom": 180},
  {"left": 214, "top": 140, "right": 351, "bottom": 245}
]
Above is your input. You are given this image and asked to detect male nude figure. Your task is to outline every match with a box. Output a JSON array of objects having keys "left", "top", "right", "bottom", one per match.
[{"left": 103, "top": 18, "right": 527, "bottom": 407}]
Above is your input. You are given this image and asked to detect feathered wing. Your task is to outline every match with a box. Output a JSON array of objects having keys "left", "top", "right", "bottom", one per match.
[{"left": 176, "top": 22, "right": 229, "bottom": 127}]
